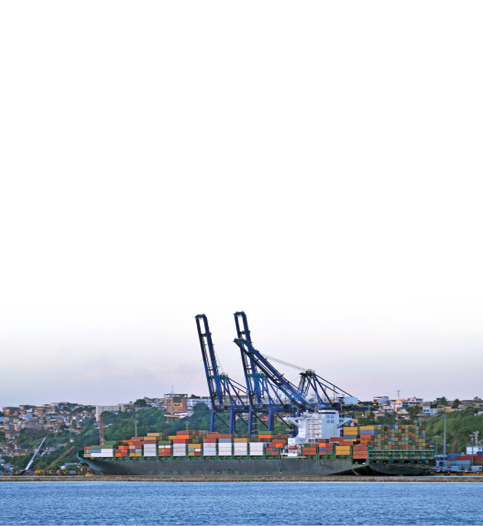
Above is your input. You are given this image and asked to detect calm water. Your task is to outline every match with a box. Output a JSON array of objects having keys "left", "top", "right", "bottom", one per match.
[{"left": 1, "top": 481, "right": 483, "bottom": 525}]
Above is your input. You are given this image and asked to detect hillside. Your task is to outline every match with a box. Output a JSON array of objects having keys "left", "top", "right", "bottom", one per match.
[{"left": 424, "top": 408, "right": 483, "bottom": 454}]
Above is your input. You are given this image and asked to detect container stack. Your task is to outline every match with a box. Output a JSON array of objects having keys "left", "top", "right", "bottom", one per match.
[
  {"left": 301, "top": 445, "right": 317, "bottom": 457},
  {"left": 158, "top": 443, "right": 172, "bottom": 457},
  {"left": 82, "top": 424, "right": 433, "bottom": 462},
  {"left": 317, "top": 439, "right": 334, "bottom": 456},
  {"left": 172, "top": 443, "right": 186, "bottom": 457},
  {"left": 84, "top": 445, "right": 116, "bottom": 458},
  {"left": 234, "top": 438, "right": 248, "bottom": 457},
  {"left": 446, "top": 454, "right": 483, "bottom": 468},
  {"left": 372, "top": 425, "right": 432, "bottom": 451},
  {"left": 218, "top": 437, "right": 233, "bottom": 457},
  {"left": 249, "top": 442, "right": 265, "bottom": 456},
  {"left": 296, "top": 424, "right": 433, "bottom": 460},
  {"left": 202, "top": 433, "right": 218, "bottom": 456}
]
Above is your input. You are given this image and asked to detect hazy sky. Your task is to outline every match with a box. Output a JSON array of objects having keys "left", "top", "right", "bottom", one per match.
[{"left": 1, "top": 2, "right": 482, "bottom": 409}]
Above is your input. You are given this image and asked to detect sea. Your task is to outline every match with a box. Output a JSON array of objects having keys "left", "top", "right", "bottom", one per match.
[{"left": 1, "top": 481, "right": 483, "bottom": 525}]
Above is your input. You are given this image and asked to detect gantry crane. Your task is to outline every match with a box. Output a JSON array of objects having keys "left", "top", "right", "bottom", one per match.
[
  {"left": 196, "top": 314, "right": 251, "bottom": 433},
  {"left": 197, "top": 311, "right": 360, "bottom": 435},
  {"left": 234, "top": 311, "right": 357, "bottom": 430}
]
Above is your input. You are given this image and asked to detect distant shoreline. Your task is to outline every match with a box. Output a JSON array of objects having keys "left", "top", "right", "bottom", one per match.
[{"left": 2, "top": 475, "right": 483, "bottom": 482}]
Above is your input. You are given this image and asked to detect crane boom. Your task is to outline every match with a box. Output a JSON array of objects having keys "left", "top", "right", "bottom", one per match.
[
  {"left": 43, "top": 446, "right": 75, "bottom": 472},
  {"left": 19, "top": 437, "right": 46, "bottom": 474}
]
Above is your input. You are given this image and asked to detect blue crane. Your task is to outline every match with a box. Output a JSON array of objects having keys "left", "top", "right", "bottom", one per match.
[
  {"left": 234, "top": 311, "right": 301, "bottom": 432},
  {"left": 297, "top": 369, "right": 354, "bottom": 409},
  {"left": 195, "top": 314, "right": 250, "bottom": 433},
  {"left": 233, "top": 311, "right": 356, "bottom": 430}
]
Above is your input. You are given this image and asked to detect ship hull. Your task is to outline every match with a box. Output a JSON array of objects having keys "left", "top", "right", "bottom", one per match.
[{"left": 79, "top": 457, "right": 434, "bottom": 477}]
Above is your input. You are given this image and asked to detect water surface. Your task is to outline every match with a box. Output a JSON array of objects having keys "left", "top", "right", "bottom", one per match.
[{"left": 1, "top": 481, "right": 482, "bottom": 525}]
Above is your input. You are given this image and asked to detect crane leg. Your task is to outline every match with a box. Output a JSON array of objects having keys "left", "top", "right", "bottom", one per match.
[
  {"left": 248, "top": 407, "right": 257, "bottom": 436},
  {"left": 268, "top": 408, "right": 275, "bottom": 431}
]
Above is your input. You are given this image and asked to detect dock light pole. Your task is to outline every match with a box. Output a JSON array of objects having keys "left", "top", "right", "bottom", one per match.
[
  {"left": 470, "top": 431, "right": 479, "bottom": 471},
  {"left": 443, "top": 414, "right": 447, "bottom": 461},
  {"left": 134, "top": 418, "right": 138, "bottom": 437},
  {"left": 434, "top": 436, "right": 440, "bottom": 457}
]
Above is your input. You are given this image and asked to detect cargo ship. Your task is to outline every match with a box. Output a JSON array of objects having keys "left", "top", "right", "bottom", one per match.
[{"left": 79, "top": 412, "right": 435, "bottom": 477}]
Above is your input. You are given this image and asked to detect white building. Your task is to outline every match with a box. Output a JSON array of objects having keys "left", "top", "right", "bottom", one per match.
[
  {"left": 95, "top": 405, "right": 120, "bottom": 420},
  {"left": 186, "top": 398, "right": 212, "bottom": 410}
]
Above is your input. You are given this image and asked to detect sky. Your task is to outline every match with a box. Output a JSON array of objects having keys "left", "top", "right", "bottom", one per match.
[{"left": 1, "top": 1, "right": 482, "bottom": 409}]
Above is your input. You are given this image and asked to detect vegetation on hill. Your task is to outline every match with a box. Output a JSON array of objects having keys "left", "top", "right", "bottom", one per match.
[{"left": 424, "top": 408, "right": 483, "bottom": 454}]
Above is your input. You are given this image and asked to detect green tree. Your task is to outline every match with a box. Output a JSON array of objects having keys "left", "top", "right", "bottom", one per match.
[
  {"left": 438, "top": 397, "right": 448, "bottom": 407},
  {"left": 134, "top": 399, "right": 147, "bottom": 407},
  {"left": 452, "top": 398, "right": 461, "bottom": 408},
  {"left": 407, "top": 406, "right": 421, "bottom": 421}
]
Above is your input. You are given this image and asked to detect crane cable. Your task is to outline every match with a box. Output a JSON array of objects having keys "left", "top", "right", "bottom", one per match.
[{"left": 261, "top": 354, "right": 309, "bottom": 372}]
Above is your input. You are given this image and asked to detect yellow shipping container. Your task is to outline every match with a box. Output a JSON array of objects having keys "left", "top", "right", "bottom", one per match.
[
  {"left": 343, "top": 427, "right": 358, "bottom": 434},
  {"left": 168, "top": 435, "right": 177, "bottom": 440},
  {"left": 234, "top": 438, "right": 248, "bottom": 443},
  {"left": 147, "top": 433, "right": 160, "bottom": 437},
  {"left": 188, "top": 452, "right": 195, "bottom": 456},
  {"left": 190, "top": 444, "right": 201, "bottom": 448}
]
